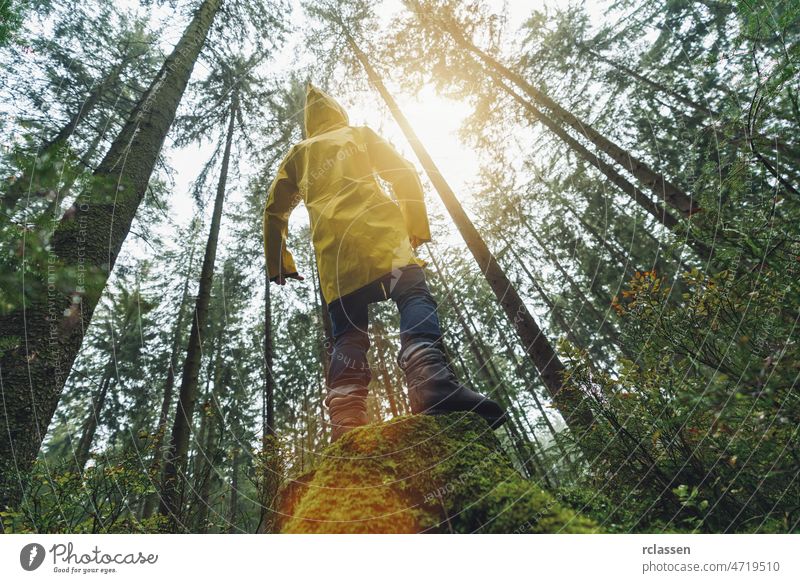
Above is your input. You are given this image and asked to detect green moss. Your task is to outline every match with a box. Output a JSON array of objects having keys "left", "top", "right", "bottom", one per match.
[{"left": 278, "top": 413, "right": 600, "bottom": 534}]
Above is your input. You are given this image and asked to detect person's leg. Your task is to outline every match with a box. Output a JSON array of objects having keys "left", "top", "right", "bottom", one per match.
[
  {"left": 386, "top": 265, "right": 443, "bottom": 354},
  {"left": 326, "top": 294, "right": 371, "bottom": 389},
  {"left": 325, "top": 292, "right": 371, "bottom": 441},
  {"left": 390, "top": 264, "right": 507, "bottom": 427}
]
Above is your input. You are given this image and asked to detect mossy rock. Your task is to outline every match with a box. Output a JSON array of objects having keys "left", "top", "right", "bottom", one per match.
[{"left": 277, "top": 412, "right": 600, "bottom": 534}]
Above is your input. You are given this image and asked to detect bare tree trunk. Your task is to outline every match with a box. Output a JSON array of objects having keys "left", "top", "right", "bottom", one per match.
[
  {"left": 578, "top": 42, "right": 716, "bottom": 117},
  {"left": 489, "top": 313, "right": 575, "bottom": 468},
  {"left": 580, "top": 40, "right": 798, "bottom": 163},
  {"left": 562, "top": 205, "right": 640, "bottom": 277},
  {"left": 73, "top": 367, "right": 114, "bottom": 471},
  {"left": 227, "top": 447, "right": 240, "bottom": 533},
  {"left": 521, "top": 219, "right": 614, "bottom": 313},
  {"left": 310, "top": 260, "right": 330, "bottom": 431},
  {"left": 492, "top": 236, "right": 584, "bottom": 347},
  {"left": 344, "top": 31, "right": 595, "bottom": 442},
  {"left": 256, "top": 272, "right": 279, "bottom": 534},
  {"left": 142, "top": 242, "right": 196, "bottom": 519},
  {"left": 425, "top": 244, "right": 554, "bottom": 483},
  {"left": 0, "top": 0, "right": 222, "bottom": 523},
  {"left": 159, "top": 91, "right": 237, "bottom": 526},
  {"left": 47, "top": 127, "right": 105, "bottom": 218},
  {"left": 192, "top": 338, "right": 221, "bottom": 534},
  {"left": 492, "top": 72, "right": 682, "bottom": 229},
  {"left": 264, "top": 272, "right": 275, "bottom": 437},
  {"left": 72, "top": 308, "right": 135, "bottom": 471},
  {"left": 373, "top": 321, "right": 401, "bottom": 417}
]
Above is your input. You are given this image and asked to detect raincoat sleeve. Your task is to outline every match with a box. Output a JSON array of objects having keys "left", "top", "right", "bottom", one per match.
[
  {"left": 263, "top": 151, "right": 300, "bottom": 281},
  {"left": 363, "top": 127, "right": 432, "bottom": 247}
]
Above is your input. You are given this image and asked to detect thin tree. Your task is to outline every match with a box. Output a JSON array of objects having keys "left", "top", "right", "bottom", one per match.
[
  {"left": 159, "top": 85, "right": 239, "bottom": 525},
  {"left": 141, "top": 228, "right": 198, "bottom": 519}
]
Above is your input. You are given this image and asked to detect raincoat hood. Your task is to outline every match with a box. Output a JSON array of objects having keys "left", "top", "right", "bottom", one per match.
[{"left": 305, "top": 84, "right": 349, "bottom": 137}]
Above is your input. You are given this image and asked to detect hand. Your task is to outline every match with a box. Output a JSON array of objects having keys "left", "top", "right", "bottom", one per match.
[
  {"left": 410, "top": 235, "right": 430, "bottom": 249},
  {"left": 274, "top": 272, "right": 305, "bottom": 285}
]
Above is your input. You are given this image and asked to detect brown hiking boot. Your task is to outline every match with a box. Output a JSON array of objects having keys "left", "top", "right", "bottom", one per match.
[
  {"left": 398, "top": 340, "right": 507, "bottom": 428},
  {"left": 324, "top": 384, "right": 369, "bottom": 442}
]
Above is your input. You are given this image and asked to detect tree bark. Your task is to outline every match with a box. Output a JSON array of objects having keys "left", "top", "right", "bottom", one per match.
[
  {"left": 492, "top": 71, "right": 681, "bottom": 228},
  {"left": 159, "top": 89, "right": 237, "bottom": 526},
  {"left": 493, "top": 236, "right": 584, "bottom": 346},
  {"left": 486, "top": 70, "right": 713, "bottom": 263},
  {"left": 0, "top": 0, "right": 222, "bottom": 524},
  {"left": 344, "top": 32, "right": 595, "bottom": 441},
  {"left": 432, "top": 256, "right": 553, "bottom": 482}
]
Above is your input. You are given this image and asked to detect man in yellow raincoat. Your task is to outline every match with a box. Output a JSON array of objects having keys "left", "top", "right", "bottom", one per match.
[{"left": 264, "top": 84, "right": 505, "bottom": 440}]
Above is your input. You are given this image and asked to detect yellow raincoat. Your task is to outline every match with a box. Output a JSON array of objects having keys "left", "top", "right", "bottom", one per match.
[{"left": 263, "top": 84, "right": 431, "bottom": 303}]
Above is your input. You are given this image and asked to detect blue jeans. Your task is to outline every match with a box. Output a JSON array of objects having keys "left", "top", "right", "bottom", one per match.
[{"left": 326, "top": 265, "right": 442, "bottom": 389}]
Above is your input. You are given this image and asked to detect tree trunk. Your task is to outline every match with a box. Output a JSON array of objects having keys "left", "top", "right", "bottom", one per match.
[
  {"left": 46, "top": 61, "right": 128, "bottom": 151},
  {"left": 500, "top": 72, "right": 711, "bottom": 260},
  {"left": 313, "top": 263, "right": 333, "bottom": 371},
  {"left": 310, "top": 260, "right": 330, "bottom": 430},
  {"left": 47, "top": 126, "right": 105, "bottom": 218},
  {"left": 344, "top": 32, "right": 595, "bottom": 442},
  {"left": 141, "top": 242, "right": 196, "bottom": 519},
  {"left": 489, "top": 312, "right": 576, "bottom": 467},
  {"left": 442, "top": 21, "right": 699, "bottom": 217},
  {"left": 486, "top": 70, "right": 713, "bottom": 263},
  {"left": 561, "top": 205, "right": 640, "bottom": 277},
  {"left": 372, "top": 321, "right": 401, "bottom": 417},
  {"left": 492, "top": 236, "right": 584, "bottom": 346},
  {"left": 159, "top": 90, "right": 236, "bottom": 525},
  {"left": 578, "top": 41, "right": 798, "bottom": 163},
  {"left": 256, "top": 271, "right": 278, "bottom": 534},
  {"left": 72, "top": 306, "right": 135, "bottom": 471},
  {"left": 263, "top": 271, "right": 275, "bottom": 437},
  {"left": 192, "top": 337, "right": 222, "bottom": 534},
  {"left": 577, "top": 186, "right": 696, "bottom": 273},
  {"left": 0, "top": 0, "right": 222, "bottom": 524},
  {"left": 521, "top": 219, "right": 614, "bottom": 312},
  {"left": 227, "top": 448, "right": 240, "bottom": 533},
  {"left": 491, "top": 71, "right": 680, "bottom": 227},
  {"left": 73, "top": 367, "right": 114, "bottom": 471},
  {"left": 577, "top": 42, "right": 716, "bottom": 117}
]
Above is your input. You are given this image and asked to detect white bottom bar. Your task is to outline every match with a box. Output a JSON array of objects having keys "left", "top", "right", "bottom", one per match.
[{"left": 1, "top": 534, "right": 796, "bottom": 582}]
